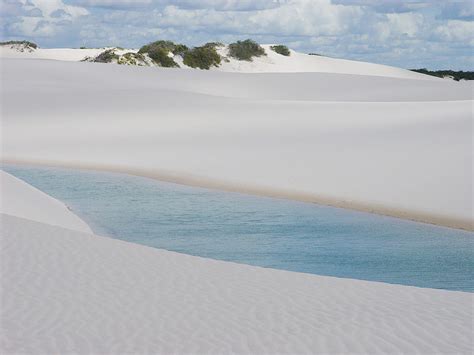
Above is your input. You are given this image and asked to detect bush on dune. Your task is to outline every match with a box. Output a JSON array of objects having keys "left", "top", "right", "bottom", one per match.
[
  {"left": 0, "top": 40, "right": 38, "bottom": 49},
  {"left": 147, "top": 47, "right": 179, "bottom": 67},
  {"left": 93, "top": 49, "right": 119, "bottom": 63},
  {"left": 172, "top": 43, "right": 189, "bottom": 56},
  {"left": 140, "top": 40, "right": 189, "bottom": 56},
  {"left": 270, "top": 45, "right": 290, "bottom": 56},
  {"left": 203, "top": 42, "right": 224, "bottom": 49},
  {"left": 138, "top": 40, "right": 176, "bottom": 54},
  {"left": 118, "top": 52, "right": 146, "bottom": 66},
  {"left": 183, "top": 43, "right": 222, "bottom": 69},
  {"left": 138, "top": 40, "right": 188, "bottom": 67},
  {"left": 228, "top": 39, "right": 266, "bottom": 61}
]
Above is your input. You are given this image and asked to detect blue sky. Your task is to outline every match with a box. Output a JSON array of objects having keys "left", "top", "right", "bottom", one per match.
[{"left": 1, "top": 0, "right": 473, "bottom": 69}]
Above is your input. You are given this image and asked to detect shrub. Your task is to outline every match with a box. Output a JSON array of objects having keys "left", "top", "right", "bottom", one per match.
[
  {"left": 147, "top": 47, "right": 179, "bottom": 67},
  {"left": 138, "top": 40, "right": 183, "bottom": 67},
  {"left": 172, "top": 44, "right": 189, "bottom": 56},
  {"left": 93, "top": 49, "right": 119, "bottom": 63},
  {"left": 203, "top": 42, "right": 224, "bottom": 49},
  {"left": 228, "top": 39, "right": 265, "bottom": 61},
  {"left": 139, "top": 40, "right": 175, "bottom": 54},
  {"left": 118, "top": 52, "right": 146, "bottom": 66},
  {"left": 138, "top": 40, "right": 188, "bottom": 56},
  {"left": 0, "top": 40, "right": 38, "bottom": 49},
  {"left": 270, "top": 45, "right": 290, "bottom": 56},
  {"left": 183, "top": 44, "right": 221, "bottom": 69},
  {"left": 410, "top": 69, "right": 474, "bottom": 81}
]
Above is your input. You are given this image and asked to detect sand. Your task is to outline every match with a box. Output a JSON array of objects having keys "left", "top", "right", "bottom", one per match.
[
  {"left": 1, "top": 58, "right": 472, "bottom": 230},
  {"left": 0, "top": 171, "right": 91, "bottom": 233},
  {"left": 215, "top": 44, "right": 437, "bottom": 79},
  {"left": 1, "top": 172, "right": 472, "bottom": 354},
  {"left": 1, "top": 44, "right": 438, "bottom": 80},
  {"left": 0, "top": 46, "right": 138, "bottom": 62}
]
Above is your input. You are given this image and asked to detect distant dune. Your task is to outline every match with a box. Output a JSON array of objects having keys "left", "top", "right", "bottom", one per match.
[{"left": 1, "top": 42, "right": 435, "bottom": 79}]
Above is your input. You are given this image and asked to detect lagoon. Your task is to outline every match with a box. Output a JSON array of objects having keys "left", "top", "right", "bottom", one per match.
[{"left": 4, "top": 165, "right": 473, "bottom": 292}]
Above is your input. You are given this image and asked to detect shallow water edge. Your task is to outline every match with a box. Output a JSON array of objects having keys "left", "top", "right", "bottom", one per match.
[{"left": 3, "top": 158, "right": 472, "bottom": 231}]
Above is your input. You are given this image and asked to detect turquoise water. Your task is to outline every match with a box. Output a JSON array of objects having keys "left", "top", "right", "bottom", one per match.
[{"left": 4, "top": 165, "right": 473, "bottom": 292}]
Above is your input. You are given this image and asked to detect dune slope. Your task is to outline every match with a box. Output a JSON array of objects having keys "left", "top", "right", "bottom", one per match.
[
  {"left": 0, "top": 170, "right": 92, "bottom": 233},
  {"left": 215, "top": 44, "right": 436, "bottom": 79}
]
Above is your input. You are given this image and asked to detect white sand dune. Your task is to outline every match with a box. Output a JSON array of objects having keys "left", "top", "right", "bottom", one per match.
[
  {"left": 215, "top": 44, "right": 436, "bottom": 80},
  {"left": 1, "top": 44, "right": 435, "bottom": 80},
  {"left": 0, "top": 171, "right": 91, "bottom": 233},
  {"left": 2, "top": 59, "right": 472, "bottom": 229},
  {"left": 1, "top": 212, "right": 472, "bottom": 354},
  {"left": 0, "top": 46, "right": 137, "bottom": 62}
]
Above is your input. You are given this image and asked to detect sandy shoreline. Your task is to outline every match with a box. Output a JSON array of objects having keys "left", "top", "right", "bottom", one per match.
[{"left": 4, "top": 158, "right": 472, "bottom": 231}]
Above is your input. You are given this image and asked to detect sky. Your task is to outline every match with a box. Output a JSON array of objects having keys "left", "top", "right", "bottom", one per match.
[{"left": 1, "top": 0, "right": 473, "bottom": 70}]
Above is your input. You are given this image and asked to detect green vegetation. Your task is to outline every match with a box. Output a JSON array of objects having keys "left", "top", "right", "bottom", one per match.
[
  {"left": 183, "top": 43, "right": 222, "bottom": 69},
  {"left": 410, "top": 69, "right": 474, "bottom": 81},
  {"left": 138, "top": 40, "right": 184, "bottom": 67},
  {"left": 203, "top": 42, "right": 224, "bottom": 48},
  {"left": 138, "top": 40, "right": 175, "bottom": 53},
  {"left": 270, "top": 45, "right": 290, "bottom": 56},
  {"left": 172, "top": 44, "right": 189, "bottom": 56},
  {"left": 93, "top": 49, "right": 119, "bottom": 63},
  {"left": 308, "top": 53, "right": 324, "bottom": 56},
  {"left": 138, "top": 40, "right": 224, "bottom": 69},
  {"left": 118, "top": 52, "right": 146, "bottom": 66},
  {"left": 138, "top": 40, "right": 188, "bottom": 56},
  {"left": 148, "top": 47, "right": 179, "bottom": 67},
  {"left": 0, "top": 40, "right": 38, "bottom": 49},
  {"left": 228, "top": 39, "right": 266, "bottom": 61}
]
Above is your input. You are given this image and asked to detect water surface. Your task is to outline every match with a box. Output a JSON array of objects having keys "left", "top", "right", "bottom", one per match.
[{"left": 4, "top": 165, "right": 473, "bottom": 292}]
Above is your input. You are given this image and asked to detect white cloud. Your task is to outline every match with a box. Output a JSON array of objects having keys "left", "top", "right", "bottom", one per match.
[
  {"left": 30, "top": 0, "right": 88, "bottom": 17},
  {"left": 126, "top": 0, "right": 362, "bottom": 37},
  {"left": 64, "top": 0, "right": 286, "bottom": 11},
  {"left": 331, "top": 0, "right": 430, "bottom": 13},
  {"left": 171, "top": 0, "right": 287, "bottom": 11},
  {"left": 65, "top": 0, "right": 153, "bottom": 9},
  {"left": 1, "top": 0, "right": 473, "bottom": 69},
  {"left": 2, "top": 0, "right": 88, "bottom": 38},
  {"left": 434, "top": 19, "right": 474, "bottom": 44},
  {"left": 386, "top": 12, "right": 424, "bottom": 38}
]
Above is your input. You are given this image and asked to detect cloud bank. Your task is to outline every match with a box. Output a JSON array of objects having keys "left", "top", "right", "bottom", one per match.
[{"left": 1, "top": 0, "right": 472, "bottom": 69}]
